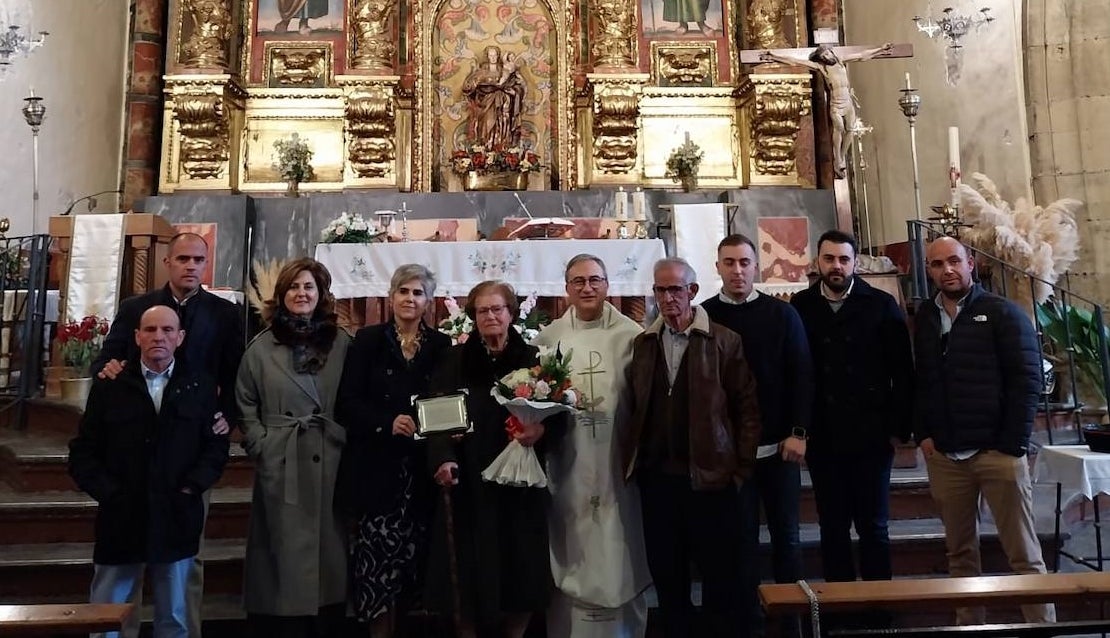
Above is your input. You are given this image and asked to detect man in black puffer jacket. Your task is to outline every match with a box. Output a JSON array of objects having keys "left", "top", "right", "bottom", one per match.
[{"left": 915, "top": 236, "right": 1053, "bottom": 625}]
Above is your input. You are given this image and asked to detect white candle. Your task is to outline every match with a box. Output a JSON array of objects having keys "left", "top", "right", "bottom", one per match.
[
  {"left": 948, "top": 126, "right": 961, "bottom": 208},
  {"left": 632, "top": 187, "right": 646, "bottom": 221},
  {"left": 904, "top": 72, "right": 911, "bottom": 91},
  {"left": 29, "top": 86, "right": 35, "bottom": 98},
  {"left": 615, "top": 187, "right": 627, "bottom": 220}
]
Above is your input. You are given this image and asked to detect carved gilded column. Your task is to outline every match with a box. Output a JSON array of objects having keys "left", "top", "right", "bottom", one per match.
[
  {"left": 586, "top": 74, "right": 649, "bottom": 182},
  {"left": 349, "top": 0, "right": 396, "bottom": 72},
  {"left": 746, "top": 74, "right": 811, "bottom": 186},
  {"left": 178, "top": 0, "right": 232, "bottom": 71},
  {"left": 591, "top": 0, "right": 636, "bottom": 69},
  {"left": 337, "top": 76, "right": 401, "bottom": 187},
  {"left": 160, "top": 75, "right": 246, "bottom": 192}
]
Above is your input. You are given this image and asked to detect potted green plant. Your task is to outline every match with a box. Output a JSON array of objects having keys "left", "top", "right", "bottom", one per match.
[
  {"left": 273, "top": 133, "right": 315, "bottom": 197},
  {"left": 1036, "top": 299, "right": 1110, "bottom": 418},
  {"left": 665, "top": 136, "right": 704, "bottom": 192}
]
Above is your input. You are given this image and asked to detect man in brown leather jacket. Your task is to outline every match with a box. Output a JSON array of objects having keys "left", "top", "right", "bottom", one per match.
[{"left": 620, "top": 257, "right": 761, "bottom": 638}]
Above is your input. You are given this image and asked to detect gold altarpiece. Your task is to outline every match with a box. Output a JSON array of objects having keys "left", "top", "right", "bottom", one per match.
[{"left": 158, "top": 0, "right": 816, "bottom": 194}]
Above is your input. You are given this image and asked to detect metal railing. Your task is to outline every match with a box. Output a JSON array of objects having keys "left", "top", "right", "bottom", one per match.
[
  {"left": 0, "top": 233, "right": 52, "bottom": 429},
  {"left": 908, "top": 220, "right": 1110, "bottom": 445}
]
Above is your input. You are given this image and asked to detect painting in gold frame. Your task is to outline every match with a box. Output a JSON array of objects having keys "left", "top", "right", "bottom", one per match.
[
  {"left": 638, "top": 0, "right": 736, "bottom": 84},
  {"left": 247, "top": 0, "right": 347, "bottom": 85}
]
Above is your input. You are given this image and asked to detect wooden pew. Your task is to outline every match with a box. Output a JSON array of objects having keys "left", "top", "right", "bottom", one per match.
[
  {"left": 759, "top": 572, "right": 1110, "bottom": 616},
  {"left": 759, "top": 572, "right": 1110, "bottom": 634},
  {"left": 0, "top": 603, "right": 133, "bottom": 636}
]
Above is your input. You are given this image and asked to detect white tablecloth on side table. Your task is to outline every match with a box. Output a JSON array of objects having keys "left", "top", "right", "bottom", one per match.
[
  {"left": 315, "top": 239, "right": 667, "bottom": 299},
  {"left": 1034, "top": 445, "right": 1110, "bottom": 503}
]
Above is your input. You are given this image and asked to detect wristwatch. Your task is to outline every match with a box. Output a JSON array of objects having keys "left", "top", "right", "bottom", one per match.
[{"left": 791, "top": 426, "right": 808, "bottom": 440}]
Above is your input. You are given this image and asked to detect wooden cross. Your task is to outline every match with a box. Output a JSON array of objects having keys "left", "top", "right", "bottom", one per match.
[
  {"left": 741, "top": 43, "right": 912, "bottom": 179},
  {"left": 741, "top": 42, "right": 912, "bottom": 228}
]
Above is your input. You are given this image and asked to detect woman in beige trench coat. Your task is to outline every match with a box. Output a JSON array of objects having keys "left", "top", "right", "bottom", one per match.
[{"left": 236, "top": 257, "right": 351, "bottom": 637}]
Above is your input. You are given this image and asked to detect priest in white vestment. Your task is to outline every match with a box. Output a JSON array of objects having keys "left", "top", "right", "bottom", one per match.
[{"left": 534, "top": 254, "right": 651, "bottom": 638}]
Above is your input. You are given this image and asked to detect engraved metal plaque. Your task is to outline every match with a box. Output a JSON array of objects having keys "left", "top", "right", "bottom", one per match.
[{"left": 412, "top": 393, "right": 471, "bottom": 439}]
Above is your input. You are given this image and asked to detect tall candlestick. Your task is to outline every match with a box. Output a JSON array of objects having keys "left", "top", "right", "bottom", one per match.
[
  {"left": 948, "top": 126, "right": 961, "bottom": 209},
  {"left": 632, "top": 187, "right": 646, "bottom": 221}
]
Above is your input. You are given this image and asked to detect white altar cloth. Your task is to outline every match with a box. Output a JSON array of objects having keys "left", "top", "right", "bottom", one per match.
[
  {"left": 315, "top": 239, "right": 667, "bottom": 299},
  {"left": 1034, "top": 445, "right": 1110, "bottom": 504}
]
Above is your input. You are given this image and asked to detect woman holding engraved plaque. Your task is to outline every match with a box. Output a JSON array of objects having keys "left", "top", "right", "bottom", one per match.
[
  {"left": 335, "top": 264, "right": 451, "bottom": 637},
  {"left": 426, "top": 280, "right": 562, "bottom": 638}
]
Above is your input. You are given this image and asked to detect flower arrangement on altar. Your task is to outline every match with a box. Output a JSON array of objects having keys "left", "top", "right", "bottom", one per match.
[
  {"left": 485, "top": 345, "right": 583, "bottom": 488},
  {"left": 665, "top": 135, "right": 704, "bottom": 188},
  {"left": 320, "top": 212, "right": 378, "bottom": 244},
  {"left": 273, "top": 133, "right": 315, "bottom": 183},
  {"left": 57, "top": 315, "right": 110, "bottom": 372},
  {"left": 438, "top": 293, "right": 550, "bottom": 345},
  {"left": 450, "top": 144, "right": 542, "bottom": 175},
  {"left": 438, "top": 297, "right": 475, "bottom": 344},
  {"left": 514, "top": 293, "right": 549, "bottom": 342}
]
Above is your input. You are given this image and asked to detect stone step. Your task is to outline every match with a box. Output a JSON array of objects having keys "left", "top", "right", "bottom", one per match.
[
  {"left": 0, "top": 519, "right": 1061, "bottom": 601},
  {"left": 0, "top": 430, "right": 254, "bottom": 492},
  {"left": 0, "top": 538, "right": 246, "bottom": 599},
  {"left": 0, "top": 486, "right": 253, "bottom": 545}
]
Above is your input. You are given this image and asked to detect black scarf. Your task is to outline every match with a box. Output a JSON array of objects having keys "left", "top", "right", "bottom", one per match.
[{"left": 270, "top": 308, "right": 338, "bottom": 374}]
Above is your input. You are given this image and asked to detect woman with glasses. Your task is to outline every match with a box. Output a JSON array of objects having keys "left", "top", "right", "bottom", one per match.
[
  {"left": 335, "top": 264, "right": 451, "bottom": 637},
  {"left": 425, "top": 280, "right": 562, "bottom": 638}
]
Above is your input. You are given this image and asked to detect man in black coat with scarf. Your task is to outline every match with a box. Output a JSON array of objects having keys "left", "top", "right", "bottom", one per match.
[
  {"left": 69, "top": 305, "right": 229, "bottom": 638},
  {"left": 791, "top": 230, "right": 913, "bottom": 591}
]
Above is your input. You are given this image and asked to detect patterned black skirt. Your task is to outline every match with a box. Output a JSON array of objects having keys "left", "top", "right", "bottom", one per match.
[{"left": 351, "top": 460, "right": 429, "bottom": 622}]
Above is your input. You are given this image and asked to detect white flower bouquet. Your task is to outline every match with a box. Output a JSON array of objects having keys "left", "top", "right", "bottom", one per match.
[
  {"left": 320, "top": 211, "right": 381, "bottom": 244},
  {"left": 483, "top": 346, "right": 581, "bottom": 488}
]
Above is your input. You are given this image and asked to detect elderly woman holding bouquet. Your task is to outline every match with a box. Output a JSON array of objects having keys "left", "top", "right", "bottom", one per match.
[
  {"left": 335, "top": 264, "right": 451, "bottom": 637},
  {"left": 236, "top": 257, "right": 351, "bottom": 635},
  {"left": 426, "top": 280, "right": 563, "bottom": 638}
]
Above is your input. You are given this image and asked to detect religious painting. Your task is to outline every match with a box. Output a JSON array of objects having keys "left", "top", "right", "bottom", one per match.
[
  {"left": 431, "top": 0, "right": 556, "bottom": 190},
  {"left": 172, "top": 223, "right": 218, "bottom": 288},
  {"left": 248, "top": 0, "right": 347, "bottom": 85},
  {"left": 639, "top": 0, "right": 735, "bottom": 84},
  {"left": 757, "top": 216, "right": 809, "bottom": 283}
]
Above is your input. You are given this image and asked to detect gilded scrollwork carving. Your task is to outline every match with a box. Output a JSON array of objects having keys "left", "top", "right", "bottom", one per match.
[
  {"left": 746, "top": 0, "right": 791, "bottom": 50},
  {"left": 350, "top": 0, "right": 396, "bottom": 71},
  {"left": 748, "top": 76, "right": 811, "bottom": 176},
  {"left": 591, "top": 80, "right": 643, "bottom": 174},
  {"left": 658, "top": 47, "right": 713, "bottom": 85},
  {"left": 174, "top": 93, "right": 230, "bottom": 179},
  {"left": 592, "top": 0, "right": 635, "bottom": 69},
  {"left": 345, "top": 85, "right": 396, "bottom": 178},
  {"left": 180, "top": 0, "right": 231, "bottom": 69},
  {"left": 272, "top": 48, "right": 326, "bottom": 87}
]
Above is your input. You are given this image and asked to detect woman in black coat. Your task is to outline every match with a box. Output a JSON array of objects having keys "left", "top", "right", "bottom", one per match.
[
  {"left": 335, "top": 264, "right": 451, "bottom": 637},
  {"left": 426, "top": 280, "right": 561, "bottom": 638}
]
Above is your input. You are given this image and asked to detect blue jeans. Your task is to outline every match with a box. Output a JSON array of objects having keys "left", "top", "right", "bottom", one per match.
[
  {"left": 89, "top": 557, "right": 194, "bottom": 638},
  {"left": 807, "top": 443, "right": 894, "bottom": 582},
  {"left": 738, "top": 453, "right": 802, "bottom": 638}
]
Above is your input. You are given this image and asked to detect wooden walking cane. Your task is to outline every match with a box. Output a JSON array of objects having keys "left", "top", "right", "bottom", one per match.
[{"left": 442, "top": 466, "right": 464, "bottom": 635}]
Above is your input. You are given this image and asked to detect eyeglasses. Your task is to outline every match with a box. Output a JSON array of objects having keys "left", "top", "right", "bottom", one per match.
[
  {"left": 568, "top": 276, "right": 607, "bottom": 289},
  {"left": 474, "top": 304, "right": 507, "bottom": 316},
  {"left": 653, "top": 285, "right": 690, "bottom": 297}
]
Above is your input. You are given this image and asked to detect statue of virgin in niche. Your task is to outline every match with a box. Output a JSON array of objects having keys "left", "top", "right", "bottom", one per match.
[{"left": 461, "top": 45, "right": 527, "bottom": 149}]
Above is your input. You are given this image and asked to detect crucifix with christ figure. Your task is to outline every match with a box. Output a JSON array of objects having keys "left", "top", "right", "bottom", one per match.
[{"left": 741, "top": 42, "right": 913, "bottom": 180}]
